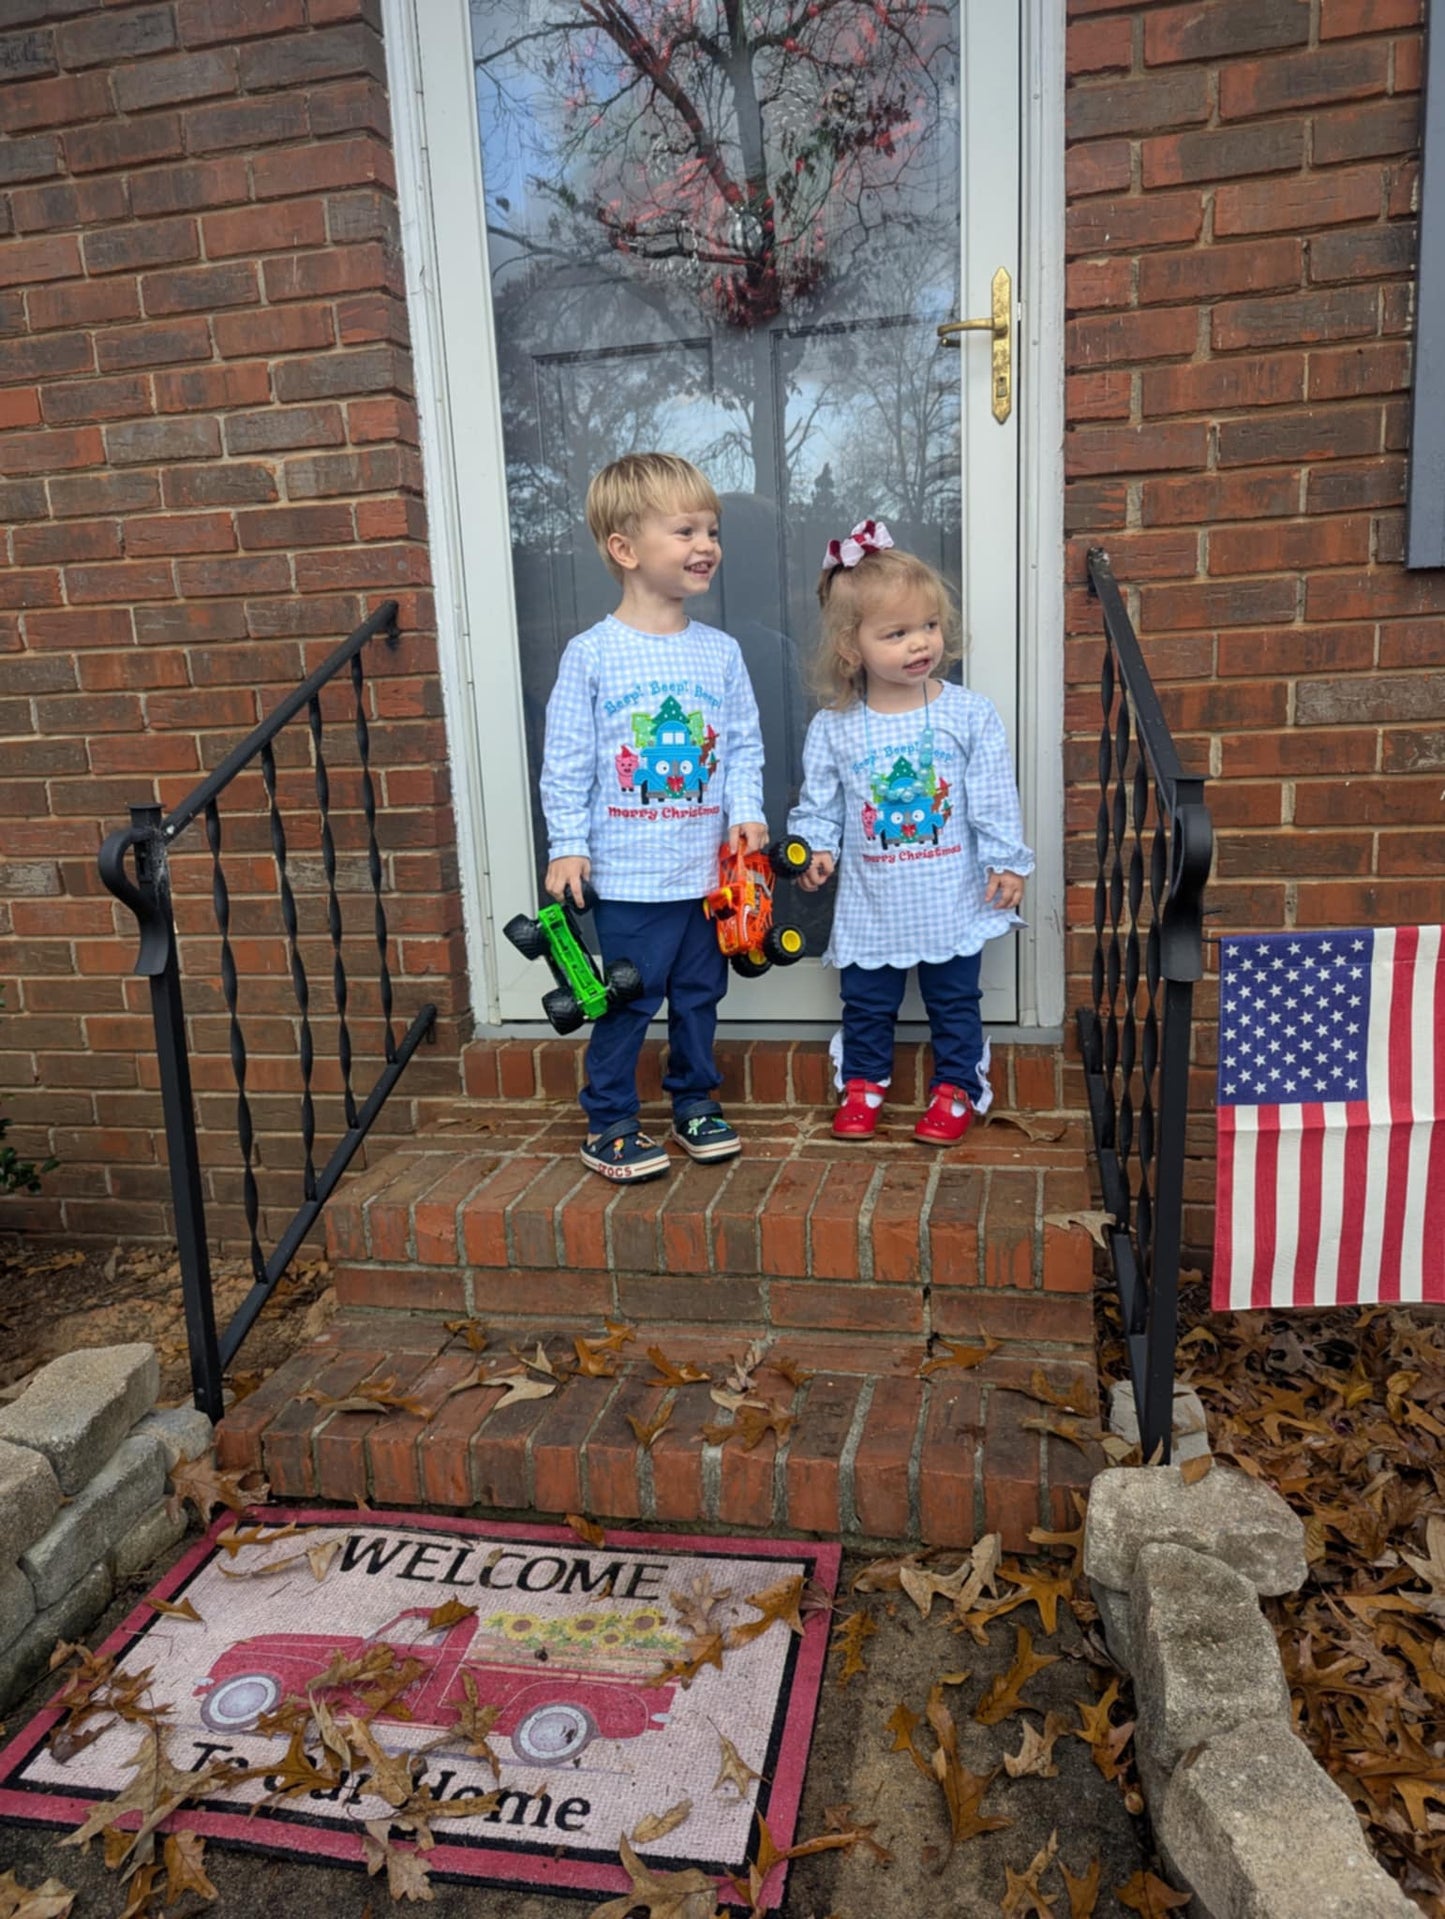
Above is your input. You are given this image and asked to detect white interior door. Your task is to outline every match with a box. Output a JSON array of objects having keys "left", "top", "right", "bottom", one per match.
[{"left": 408, "top": 0, "right": 1024, "bottom": 1028}]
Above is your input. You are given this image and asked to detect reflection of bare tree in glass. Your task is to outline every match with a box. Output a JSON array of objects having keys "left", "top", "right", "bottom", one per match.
[{"left": 475, "top": 0, "right": 954, "bottom": 501}]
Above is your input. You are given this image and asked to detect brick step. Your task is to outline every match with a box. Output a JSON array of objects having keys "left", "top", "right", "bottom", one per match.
[
  {"left": 452, "top": 1034, "right": 1084, "bottom": 1116},
  {"left": 325, "top": 1100, "right": 1096, "bottom": 1325},
  {"left": 216, "top": 1315, "right": 1099, "bottom": 1550}
]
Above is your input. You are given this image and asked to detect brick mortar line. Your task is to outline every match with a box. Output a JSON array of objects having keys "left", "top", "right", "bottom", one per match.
[
  {"left": 770, "top": 1375, "right": 809, "bottom": 1528},
  {"left": 551, "top": 1168, "right": 591, "bottom": 1268},
  {"left": 836, "top": 1374, "right": 875, "bottom": 1538},
  {"left": 402, "top": 1159, "right": 459, "bottom": 1266},
  {"left": 450, "top": 1167, "right": 496, "bottom": 1296},
  {"left": 854, "top": 1163, "right": 886, "bottom": 1284},
  {"left": 502, "top": 1158, "right": 558, "bottom": 1270},
  {"left": 634, "top": 1386, "right": 673, "bottom": 1523},
  {"left": 976, "top": 1166, "right": 993, "bottom": 1289},
  {"left": 905, "top": 1377, "right": 930, "bottom": 1545},
  {"left": 973, "top": 1379, "right": 993, "bottom": 1542},
  {"left": 698, "top": 1430, "right": 723, "bottom": 1526},
  {"left": 1031, "top": 1168, "right": 1046, "bottom": 1288},
  {"left": 917, "top": 1157, "right": 943, "bottom": 1342},
  {"left": 699, "top": 1156, "right": 739, "bottom": 1275}
]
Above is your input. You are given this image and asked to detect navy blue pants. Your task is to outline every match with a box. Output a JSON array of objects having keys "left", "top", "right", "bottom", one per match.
[
  {"left": 840, "top": 952, "right": 985, "bottom": 1095},
  {"left": 581, "top": 897, "right": 727, "bottom": 1136}
]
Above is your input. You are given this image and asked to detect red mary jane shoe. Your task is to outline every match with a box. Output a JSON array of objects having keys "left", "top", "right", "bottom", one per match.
[
  {"left": 914, "top": 1083, "right": 974, "bottom": 1145},
  {"left": 832, "top": 1079, "right": 887, "bottom": 1139}
]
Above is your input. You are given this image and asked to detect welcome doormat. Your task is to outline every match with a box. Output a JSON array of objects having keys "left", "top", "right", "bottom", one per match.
[{"left": 0, "top": 1510, "right": 840, "bottom": 1907}]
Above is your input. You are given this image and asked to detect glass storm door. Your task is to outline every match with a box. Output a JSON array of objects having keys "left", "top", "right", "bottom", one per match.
[{"left": 469, "top": 0, "right": 1022, "bottom": 1024}]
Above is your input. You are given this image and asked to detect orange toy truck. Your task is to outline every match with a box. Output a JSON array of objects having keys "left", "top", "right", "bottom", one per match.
[{"left": 704, "top": 836, "right": 811, "bottom": 978}]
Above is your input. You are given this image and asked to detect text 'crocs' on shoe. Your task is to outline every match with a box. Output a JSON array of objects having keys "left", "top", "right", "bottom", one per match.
[
  {"left": 833, "top": 1079, "right": 887, "bottom": 1139},
  {"left": 914, "top": 1083, "right": 974, "bottom": 1145},
  {"left": 671, "top": 1110, "right": 741, "bottom": 1162},
  {"left": 580, "top": 1127, "right": 671, "bottom": 1182}
]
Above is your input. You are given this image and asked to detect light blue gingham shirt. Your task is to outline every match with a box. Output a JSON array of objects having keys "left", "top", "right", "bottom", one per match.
[
  {"left": 541, "top": 614, "right": 766, "bottom": 902},
  {"left": 787, "top": 682, "right": 1033, "bottom": 969}
]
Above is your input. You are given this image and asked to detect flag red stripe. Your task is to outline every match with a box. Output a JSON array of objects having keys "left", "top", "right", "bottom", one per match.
[
  {"left": 1424, "top": 941, "right": 1445, "bottom": 1300},
  {"left": 1249, "top": 1104, "right": 1280, "bottom": 1311},
  {"left": 1214, "top": 1104, "right": 1236, "bottom": 1309},
  {"left": 1335, "top": 1102, "right": 1371, "bottom": 1308},
  {"left": 1292, "top": 1103, "right": 1323, "bottom": 1309},
  {"left": 1378, "top": 925, "right": 1417, "bottom": 1303}
]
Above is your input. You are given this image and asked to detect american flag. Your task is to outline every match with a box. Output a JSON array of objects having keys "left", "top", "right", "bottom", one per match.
[{"left": 1213, "top": 925, "right": 1445, "bottom": 1311}]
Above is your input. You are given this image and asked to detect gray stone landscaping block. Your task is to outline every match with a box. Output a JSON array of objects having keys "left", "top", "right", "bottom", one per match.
[
  {"left": 1109, "top": 1380, "right": 1211, "bottom": 1462},
  {"left": 1090, "top": 1577, "right": 1134, "bottom": 1672},
  {"left": 1129, "top": 1542, "right": 1290, "bottom": 1806},
  {"left": 0, "top": 1437, "right": 63, "bottom": 1563},
  {"left": 0, "top": 1344, "right": 159, "bottom": 1493},
  {"left": 1156, "top": 1719, "right": 1418, "bottom": 1919},
  {"left": 132, "top": 1405, "right": 213, "bottom": 1471},
  {"left": 111, "top": 1498, "right": 190, "bottom": 1582},
  {"left": 0, "top": 1560, "right": 113, "bottom": 1714},
  {"left": 20, "top": 1433, "right": 167, "bottom": 1610},
  {"left": 1084, "top": 1464, "right": 1307, "bottom": 1597},
  {"left": 0, "top": 1562, "right": 36, "bottom": 1655}
]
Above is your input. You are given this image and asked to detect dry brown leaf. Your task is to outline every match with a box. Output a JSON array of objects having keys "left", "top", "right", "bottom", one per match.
[
  {"left": 362, "top": 1825, "right": 434, "bottom": 1904},
  {"left": 1042, "top": 1209, "right": 1115, "bottom": 1248},
  {"left": 162, "top": 1830, "right": 217, "bottom": 1905},
  {"left": 117, "top": 1862, "right": 158, "bottom": 1919},
  {"left": 165, "top": 1454, "right": 264, "bottom": 1524},
  {"left": 1003, "top": 1712, "right": 1071, "bottom": 1780},
  {"left": 630, "top": 1799, "right": 693, "bottom": 1845},
  {"left": 767, "top": 1352, "right": 815, "bottom": 1388},
  {"left": 1001, "top": 1830, "right": 1059, "bottom": 1917},
  {"left": 644, "top": 1346, "right": 709, "bottom": 1386},
  {"left": 1115, "top": 1870, "right": 1191, "bottom": 1916},
  {"left": 1022, "top": 1368, "right": 1096, "bottom": 1416},
  {"left": 1179, "top": 1452, "right": 1213, "bottom": 1484},
  {"left": 442, "top": 1317, "right": 488, "bottom": 1352},
  {"left": 425, "top": 1597, "right": 477, "bottom": 1631},
  {"left": 453, "top": 1670, "right": 503, "bottom": 1778},
  {"left": 596, "top": 1318, "right": 637, "bottom": 1351},
  {"left": 900, "top": 1534, "right": 1001, "bottom": 1620},
  {"left": 306, "top": 1539, "right": 341, "bottom": 1582},
  {"left": 669, "top": 1572, "right": 733, "bottom": 1637},
  {"left": 564, "top": 1512, "right": 607, "bottom": 1549},
  {"left": 1073, "top": 1679, "right": 1135, "bottom": 1782},
  {"left": 143, "top": 1596, "right": 202, "bottom": 1624},
  {"left": 573, "top": 1336, "right": 621, "bottom": 1378},
  {"left": 1020, "top": 1415, "right": 1103, "bottom": 1452},
  {"left": 626, "top": 1406, "right": 674, "bottom": 1449},
  {"left": 714, "top": 1733, "right": 762, "bottom": 1800},
  {"left": 729, "top": 1574, "right": 806, "bottom": 1645},
  {"left": 723, "top": 1338, "right": 769, "bottom": 1395},
  {"left": 495, "top": 1374, "right": 557, "bottom": 1409},
  {"left": 918, "top": 1333, "right": 1002, "bottom": 1376},
  {"left": 214, "top": 1522, "right": 299, "bottom": 1559},
  {"left": 994, "top": 1563, "right": 1076, "bottom": 1636},
  {"left": 925, "top": 1684, "right": 1012, "bottom": 1848},
  {"left": 831, "top": 1610, "right": 877, "bottom": 1686},
  {"left": 0, "top": 1872, "right": 77, "bottom": 1919},
  {"left": 700, "top": 1401, "right": 794, "bottom": 1451},
  {"left": 590, "top": 1835, "right": 717, "bottom": 1919},
  {"left": 1400, "top": 1514, "right": 1445, "bottom": 1598},
  {"left": 974, "top": 1626, "right": 1059, "bottom": 1726},
  {"left": 983, "top": 1111, "right": 1067, "bottom": 1143},
  {"left": 344, "top": 1719, "right": 416, "bottom": 1810},
  {"left": 1061, "top": 1857, "right": 1102, "bottom": 1919}
]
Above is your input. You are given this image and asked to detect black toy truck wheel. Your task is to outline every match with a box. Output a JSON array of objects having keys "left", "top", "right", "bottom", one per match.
[
  {"left": 770, "top": 835, "right": 812, "bottom": 876},
  {"left": 605, "top": 957, "right": 644, "bottom": 1007},
  {"left": 730, "top": 949, "right": 772, "bottom": 980},
  {"left": 763, "top": 925, "right": 806, "bottom": 966},
  {"left": 542, "top": 985, "right": 585, "bottom": 1035},
  {"left": 504, "top": 913, "right": 547, "bottom": 961}
]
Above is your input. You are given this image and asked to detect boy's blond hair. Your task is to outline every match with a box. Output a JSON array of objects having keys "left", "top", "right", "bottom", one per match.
[
  {"left": 811, "top": 546, "right": 964, "bottom": 709},
  {"left": 585, "top": 453, "right": 721, "bottom": 582}
]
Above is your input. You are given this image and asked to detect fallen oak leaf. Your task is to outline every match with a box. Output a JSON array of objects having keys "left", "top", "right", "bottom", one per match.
[
  {"left": 117, "top": 1860, "right": 159, "bottom": 1919},
  {"left": 1042, "top": 1208, "right": 1115, "bottom": 1249},
  {"left": 565, "top": 1513, "right": 607, "bottom": 1549},
  {"left": 306, "top": 1539, "right": 341, "bottom": 1582},
  {"left": 900, "top": 1533, "right": 1001, "bottom": 1619},
  {"left": 669, "top": 1572, "right": 733, "bottom": 1637},
  {"left": 596, "top": 1318, "right": 637, "bottom": 1351},
  {"left": 425, "top": 1597, "right": 477, "bottom": 1631},
  {"left": 1001, "top": 1829, "right": 1059, "bottom": 1917},
  {"left": 925, "top": 1684, "right": 1012, "bottom": 1848},
  {"left": 648, "top": 1631, "right": 726, "bottom": 1689},
  {"left": 441, "top": 1317, "right": 488, "bottom": 1352},
  {"left": 723, "top": 1338, "right": 769, "bottom": 1395},
  {"left": 644, "top": 1346, "right": 708, "bottom": 1386},
  {"left": 573, "top": 1336, "right": 621, "bottom": 1378},
  {"left": 1072, "top": 1679, "right": 1135, "bottom": 1782},
  {"left": 626, "top": 1406, "right": 674, "bottom": 1450},
  {"left": 1003, "top": 1711, "right": 1072, "bottom": 1779},
  {"left": 213, "top": 1522, "right": 299, "bottom": 1559},
  {"left": 974, "top": 1626, "right": 1059, "bottom": 1726},
  {"left": 991, "top": 1562, "right": 1076, "bottom": 1635},
  {"left": 919, "top": 1333, "right": 1002, "bottom": 1376},
  {"left": 362, "top": 1825, "right": 434, "bottom": 1904},
  {"left": 162, "top": 1830, "right": 217, "bottom": 1905},
  {"left": 1179, "top": 1452, "right": 1213, "bottom": 1485},
  {"left": 1115, "top": 1870, "right": 1191, "bottom": 1916},
  {"left": 1020, "top": 1415, "right": 1104, "bottom": 1453},
  {"left": 823, "top": 1801, "right": 893, "bottom": 1864},
  {"left": 494, "top": 1375, "right": 557, "bottom": 1410},
  {"left": 728, "top": 1574, "right": 806, "bottom": 1645},
  {"left": 630, "top": 1799, "right": 693, "bottom": 1846},
  {"left": 1022, "top": 1367, "right": 1096, "bottom": 1416},
  {"left": 831, "top": 1610, "right": 877, "bottom": 1686},
  {"left": 766, "top": 1352, "right": 814, "bottom": 1388},
  {"left": 453, "top": 1671, "right": 503, "bottom": 1778},
  {"left": 143, "top": 1596, "right": 202, "bottom": 1624},
  {"left": 0, "top": 1872, "right": 77, "bottom": 1919},
  {"left": 714, "top": 1734, "right": 762, "bottom": 1800},
  {"left": 701, "top": 1401, "right": 794, "bottom": 1451},
  {"left": 1060, "top": 1857, "right": 1101, "bottom": 1918},
  {"left": 591, "top": 1834, "right": 717, "bottom": 1919},
  {"left": 165, "top": 1454, "right": 265, "bottom": 1524}
]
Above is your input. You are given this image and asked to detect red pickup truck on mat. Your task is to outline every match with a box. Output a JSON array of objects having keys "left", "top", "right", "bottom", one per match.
[{"left": 194, "top": 1607, "right": 679, "bottom": 1765}]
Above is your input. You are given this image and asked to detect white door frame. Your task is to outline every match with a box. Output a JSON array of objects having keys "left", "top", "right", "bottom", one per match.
[{"left": 380, "top": 0, "right": 1066, "bottom": 1034}]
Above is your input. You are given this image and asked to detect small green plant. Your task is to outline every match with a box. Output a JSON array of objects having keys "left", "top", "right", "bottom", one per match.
[{"left": 0, "top": 988, "right": 57, "bottom": 1196}]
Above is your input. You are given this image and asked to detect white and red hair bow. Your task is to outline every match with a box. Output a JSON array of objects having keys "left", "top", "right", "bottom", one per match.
[{"left": 821, "top": 519, "right": 894, "bottom": 575}]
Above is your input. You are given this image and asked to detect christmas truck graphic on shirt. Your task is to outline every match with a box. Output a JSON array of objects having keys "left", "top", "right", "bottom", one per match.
[
  {"left": 864, "top": 751, "right": 953, "bottom": 849},
  {"left": 613, "top": 695, "right": 718, "bottom": 803}
]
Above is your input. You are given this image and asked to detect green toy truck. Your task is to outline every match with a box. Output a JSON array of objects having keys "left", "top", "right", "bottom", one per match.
[{"left": 504, "top": 888, "right": 644, "bottom": 1035}]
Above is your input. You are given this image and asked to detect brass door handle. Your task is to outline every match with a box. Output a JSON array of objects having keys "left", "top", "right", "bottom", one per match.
[{"left": 937, "top": 266, "right": 1012, "bottom": 423}]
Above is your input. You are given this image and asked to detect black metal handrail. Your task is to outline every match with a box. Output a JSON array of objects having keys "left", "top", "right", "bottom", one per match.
[
  {"left": 99, "top": 600, "right": 436, "bottom": 1420},
  {"left": 1077, "top": 551, "right": 1213, "bottom": 1463}
]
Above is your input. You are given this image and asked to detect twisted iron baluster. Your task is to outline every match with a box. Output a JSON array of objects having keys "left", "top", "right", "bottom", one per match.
[
  {"left": 260, "top": 740, "right": 317, "bottom": 1205},
  {"left": 1110, "top": 686, "right": 1133, "bottom": 1221},
  {"left": 352, "top": 650, "right": 396, "bottom": 1063},
  {"left": 1137, "top": 786, "right": 1168, "bottom": 1289},
  {"left": 1093, "top": 648, "right": 1114, "bottom": 1141},
  {"left": 206, "top": 797, "right": 264, "bottom": 1286},
  {"left": 309, "top": 692, "right": 359, "bottom": 1130}
]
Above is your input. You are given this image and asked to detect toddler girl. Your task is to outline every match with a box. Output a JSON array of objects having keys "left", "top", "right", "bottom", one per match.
[{"left": 787, "top": 521, "right": 1032, "bottom": 1142}]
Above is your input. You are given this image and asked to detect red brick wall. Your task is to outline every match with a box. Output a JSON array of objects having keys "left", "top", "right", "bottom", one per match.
[
  {"left": 0, "top": 0, "right": 465, "bottom": 1247},
  {"left": 1063, "top": 0, "right": 1440, "bottom": 1259}
]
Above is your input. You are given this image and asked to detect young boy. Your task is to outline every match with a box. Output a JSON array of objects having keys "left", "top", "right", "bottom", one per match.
[{"left": 541, "top": 453, "right": 767, "bottom": 1182}]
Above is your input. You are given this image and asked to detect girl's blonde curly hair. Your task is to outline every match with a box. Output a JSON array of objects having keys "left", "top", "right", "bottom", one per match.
[{"left": 810, "top": 545, "right": 963, "bottom": 709}]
